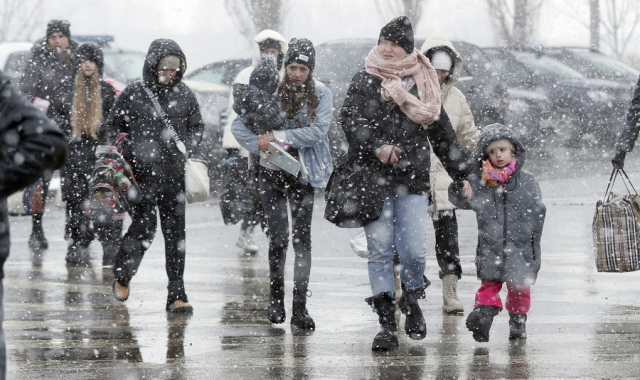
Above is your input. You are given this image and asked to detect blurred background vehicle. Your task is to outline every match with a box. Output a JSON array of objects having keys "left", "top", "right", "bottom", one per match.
[
  {"left": 483, "top": 47, "right": 630, "bottom": 146},
  {"left": 183, "top": 58, "right": 253, "bottom": 191},
  {"left": 0, "top": 41, "right": 33, "bottom": 82},
  {"left": 541, "top": 47, "right": 639, "bottom": 86},
  {"left": 184, "top": 58, "right": 251, "bottom": 87}
]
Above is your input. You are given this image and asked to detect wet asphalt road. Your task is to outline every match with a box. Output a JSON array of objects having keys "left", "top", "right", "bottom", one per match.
[{"left": 5, "top": 145, "right": 640, "bottom": 379}]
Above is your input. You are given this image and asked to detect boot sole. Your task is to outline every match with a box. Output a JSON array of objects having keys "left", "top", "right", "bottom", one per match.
[
  {"left": 466, "top": 312, "right": 490, "bottom": 342},
  {"left": 371, "top": 339, "right": 399, "bottom": 351}
]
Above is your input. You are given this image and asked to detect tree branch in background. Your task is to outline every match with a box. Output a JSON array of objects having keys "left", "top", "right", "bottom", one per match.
[
  {"left": 487, "top": 0, "right": 544, "bottom": 48},
  {"left": 224, "top": 0, "right": 290, "bottom": 50},
  {"left": 374, "top": 0, "right": 427, "bottom": 29},
  {"left": 600, "top": 0, "right": 640, "bottom": 59},
  {"left": 0, "top": 0, "right": 45, "bottom": 42}
]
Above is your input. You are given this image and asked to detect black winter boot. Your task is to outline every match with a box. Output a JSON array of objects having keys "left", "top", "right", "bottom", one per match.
[
  {"left": 65, "top": 244, "right": 89, "bottom": 267},
  {"left": 29, "top": 213, "right": 48, "bottom": 250},
  {"left": 508, "top": 312, "right": 527, "bottom": 340},
  {"left": 466, "top": 305, "right": 500, "bottom": 342},
  {"left": 102, "top": 241, "right": 120, "bottom": 268},
  {"left": 290, "top": 287, "right": 315, "bottom": 330},
  {"left": 267, "top": 277, "right": 286, "bottom": 324},
  {"left": 367, "top": 292, "right": 398, "bottom": 351},
  {"left": 399, "top": 287, "right": 427, "bottom": 340}
]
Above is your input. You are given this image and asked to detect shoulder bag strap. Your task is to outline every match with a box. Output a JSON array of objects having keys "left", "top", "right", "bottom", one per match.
[{"left": 142, "top": 84, "right": 187, "bottom": 156}]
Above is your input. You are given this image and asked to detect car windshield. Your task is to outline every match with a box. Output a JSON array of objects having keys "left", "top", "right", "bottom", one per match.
[
  {"left": 103, "top": 52, "right": 146, "bottom": 84},
  {"left": 314, "top": 41, "right": 376, "bottom": 85},
  {"left": 575, "top": 52, "right": 639, "bottom": 79},
  {"left": 512, "top": 52, "right": 584, "bottom": 79}
]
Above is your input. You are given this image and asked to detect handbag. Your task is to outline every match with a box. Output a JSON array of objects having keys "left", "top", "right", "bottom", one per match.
[
  {"left": 143, "top": 85, "right": 210, "bottom": 203},
  {"left": 592, "top": 168, "right": 640, "bottom": 272},
  {"left": 324, "top": 154, "right": 384, "bottom": 228}
]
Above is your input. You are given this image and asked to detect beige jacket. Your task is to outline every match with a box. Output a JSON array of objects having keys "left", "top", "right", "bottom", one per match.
[{"left": 420, "top": 35, "right": 479, "bottom": 212}]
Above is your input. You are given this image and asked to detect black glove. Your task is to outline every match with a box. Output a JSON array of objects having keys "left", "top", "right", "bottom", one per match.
[{"left": 612, "top": 150, "right": 626, "bottom": 170}]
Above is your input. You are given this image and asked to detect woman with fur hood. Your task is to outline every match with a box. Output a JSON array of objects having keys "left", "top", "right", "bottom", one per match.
[
  {"left": 49, "top": 43, "right": 121, "bottom": 267},
  {"left": 420, "top": 35, "right": 480, "bottom": 315}
]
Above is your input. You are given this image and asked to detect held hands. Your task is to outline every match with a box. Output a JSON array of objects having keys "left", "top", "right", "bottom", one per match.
[
  {"left": 461, "top": 180, "right": 473, "bottom": 201},
  {"left": 32, "top": 97, "right": 50, "bottom": 112},
  {"left": 257, "top": 132, "right": 275, "bottom": 152},
  {"left": 378, "top": 145, "right": 404, "bottom": 165},
  {"left": 612, "top": 150, "right": 626, "bottom": 170}
]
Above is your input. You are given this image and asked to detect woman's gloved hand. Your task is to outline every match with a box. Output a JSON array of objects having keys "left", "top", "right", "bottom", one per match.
[{"left": 612, "top": 150, "right": 626, "bottom": 169}]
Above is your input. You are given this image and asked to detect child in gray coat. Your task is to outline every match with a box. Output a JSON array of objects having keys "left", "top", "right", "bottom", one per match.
[{"left": 449, "top": 123, "right": 546, "bottom": 342}]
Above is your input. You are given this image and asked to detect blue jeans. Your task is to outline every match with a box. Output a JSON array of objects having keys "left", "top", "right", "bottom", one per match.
[{"left": 365, "top": 193, "right": 428, "bottom": 295}]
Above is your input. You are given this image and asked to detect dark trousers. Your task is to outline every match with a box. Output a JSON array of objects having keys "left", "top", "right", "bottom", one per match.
[
  {"left": 258, "top": 168, "right": 314, "bottom": 294},
  {"left": 432, "top": 210, "right": 462, "bottom": 279},
  {"left": 113, "top": 175, "right": 187, "bottom": 304}
]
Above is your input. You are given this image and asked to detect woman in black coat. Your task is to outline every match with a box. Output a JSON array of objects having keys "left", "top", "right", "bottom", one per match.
[
  {"left": 49, "top": 43, "right": 121, "bottom": 267},
  {"left": 18, "top": 20, "right": 78, "bottom": 251},
  {"left": 338, "top": 17, "right": 469, "bottom": 351},
  {"left": 104, "top": 39, "right": 204, "bottom": 314}
]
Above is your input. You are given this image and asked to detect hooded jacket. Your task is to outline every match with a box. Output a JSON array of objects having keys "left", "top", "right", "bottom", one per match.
[
  {"left": 104, "top": 39, "right": 204, "bottom": 179},
  {"left": 0, "top": 71, "right": 68, "bottom": 276},
  {"left": 421, "top": 35, "right": 479, "bottom": 212},
  {"left": 449, "top": 123, "right": 546, "bottom": 285},
  {"left": 18, "top": 37, "right": 79, "bottom": 104},
  {"left": 222, "top": 29, "right": 288, "bottom": 152}
]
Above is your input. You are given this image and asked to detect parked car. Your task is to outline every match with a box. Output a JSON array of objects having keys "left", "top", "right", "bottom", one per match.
[
  {"left": 314, "top": 38, "right": 510, "bottom": 160},
  {"left": 483, "top": 47, "right": 630, "bottom": 146},
  {"left": 184, "top": 58, "right": 251, "bottom": 87},
  {"left": 541, "top": 47, "right": 639, "bottom": 85},
  {"left": 0, "top": 41, "right": 32, "bottom": 82}
]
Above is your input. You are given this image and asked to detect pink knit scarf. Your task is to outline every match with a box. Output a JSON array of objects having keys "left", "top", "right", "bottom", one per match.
[
  {"left": 482, "top": 159, "right": 517, "bottom": 186},
  {"left": 365, "top": 47, "right": 441, "bottom": 128}
]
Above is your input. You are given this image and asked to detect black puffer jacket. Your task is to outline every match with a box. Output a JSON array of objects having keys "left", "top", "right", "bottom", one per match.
[
  {"left": 18, "top": 37, "right": 78, "bottom": 103},
  {"left": 449, "top": 124, "right": 546, "bottom": 284},
  {"left": 104, "top": 39, "right": 204, "bottom": 179},
  {"left": 50, "top": 77, "right": 116, "bottom": 201},
  {"left": 0, "top": 71, "right": 68, "bottom": 276},
  {"left": 340, "top": 69, "right": 470, "bottom": 198}
]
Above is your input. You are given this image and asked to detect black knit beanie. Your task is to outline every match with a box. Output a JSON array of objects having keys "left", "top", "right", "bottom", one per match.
[
  {"left": 75, "top": 43, "right": 104, "bottom": 75},
  {"left": 284, "top": 38, "right": 315, "bottom": 71},
  {"left": 378, "top": 16, "right": 414, "bottom": 54},
  {"left": 47, "top": 20, "right": 71, "bottom": 38},
  {"left": 250, "top": 55, "right": 280, "bottom": 95}
]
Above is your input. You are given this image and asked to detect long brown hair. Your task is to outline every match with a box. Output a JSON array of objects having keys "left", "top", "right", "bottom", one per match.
[
  {"left": 70, "top": 69, "right": 103, "bottom": 140},
  {"left": 277, "top": 72, "right": 319, "bottom": 121}
]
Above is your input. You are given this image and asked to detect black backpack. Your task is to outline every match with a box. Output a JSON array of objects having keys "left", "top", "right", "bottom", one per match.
[{"left": 89, "top": 134, "right": 141, "bottom": 214}]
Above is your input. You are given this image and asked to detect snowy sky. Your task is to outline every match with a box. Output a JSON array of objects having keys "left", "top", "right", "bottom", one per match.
[{"left": 32, "top": 0, "right": 638, "bottom": 71}]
